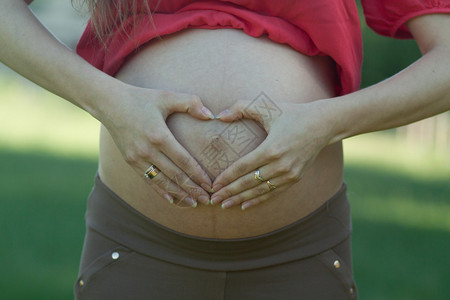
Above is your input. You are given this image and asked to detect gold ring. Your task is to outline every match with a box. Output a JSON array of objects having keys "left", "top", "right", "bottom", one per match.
[
  {"left": 266, "top": 180, "right": 276, "bottom": 191},
  {"left": 144, "top": 165, "right": 161, "bottom": 179},
  {"left": 254, "top": 169, "right": 265, "bottom": 182}
]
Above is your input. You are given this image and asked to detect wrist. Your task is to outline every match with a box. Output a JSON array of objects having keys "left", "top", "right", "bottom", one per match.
[
  {"left": 304, "top": 98, "right": 349, "bottom": 145},
  {"left": 75, "top": 73, "right": 129, "bottom": 126}
]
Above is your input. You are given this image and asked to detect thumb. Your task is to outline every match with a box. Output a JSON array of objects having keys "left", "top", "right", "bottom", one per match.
[
  {"left": 215, "top": 100, "right": 252, "bottom": 122},
  {"left": 217, "top": 99, "right": 276, "bottom": 132},
  {"left": 160, "top": 91, "right": 215, "bottom": 120},
  {"left": 217, "top": 99, "right": 269, "bottom": 125}
]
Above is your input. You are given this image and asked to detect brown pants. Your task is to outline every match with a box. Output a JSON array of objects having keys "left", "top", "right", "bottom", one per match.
[{"left": 74, "top": 175, "right": 358, "bottom": 300}]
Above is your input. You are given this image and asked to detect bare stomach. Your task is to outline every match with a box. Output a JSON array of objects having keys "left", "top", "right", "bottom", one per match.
[{"left": 99, "top": 28, "right": 344, "bottom": 239}]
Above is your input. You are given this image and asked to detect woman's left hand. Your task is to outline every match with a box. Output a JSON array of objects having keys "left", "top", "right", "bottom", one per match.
[{"left": 210, "top": 99, "right": 337, "bottom": 210}]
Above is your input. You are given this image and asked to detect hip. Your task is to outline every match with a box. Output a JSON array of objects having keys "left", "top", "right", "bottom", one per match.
[{"left": 76, "top": 176, "right": 356, "bottom": 299}]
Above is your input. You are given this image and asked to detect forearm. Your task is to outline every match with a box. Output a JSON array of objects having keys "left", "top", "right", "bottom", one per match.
[
  {"left": 0, "top": 0, "right": 122, "bottom": 122},
  {"left": 327, "top": 45, "right": 450, "bottom": 143}
]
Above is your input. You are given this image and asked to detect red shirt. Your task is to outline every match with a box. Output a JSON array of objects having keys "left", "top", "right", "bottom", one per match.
[{"left": 76, "top": 0, "right": 450, "bottom": 95}]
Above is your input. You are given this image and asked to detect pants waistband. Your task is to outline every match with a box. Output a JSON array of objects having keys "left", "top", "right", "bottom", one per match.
[{"left": 85, "top": 175, "right": 352, "bottom": 271}]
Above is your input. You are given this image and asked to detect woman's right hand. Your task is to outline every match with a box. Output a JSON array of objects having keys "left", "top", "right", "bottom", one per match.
[
  {"left": 2, "top": 0, "right": 214, "bottom": 208},
  {"left": 99, "top": 84, "right": 215, "bottom": 207}
]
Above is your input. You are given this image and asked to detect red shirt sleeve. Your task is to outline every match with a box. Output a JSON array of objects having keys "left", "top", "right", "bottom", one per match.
[{"left": 361, "top": 0, "right": 450, "bottom": 38}]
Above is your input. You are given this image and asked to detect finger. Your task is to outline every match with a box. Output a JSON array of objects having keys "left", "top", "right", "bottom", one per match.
[
  {"left": 212, "top": 139, "right": 273, "bottom": 192},
  {"left": 158, "top": 91, "right": 215, "bottom": 120},
  {"left": 147, "top": 181, "right": 175, "bottom": 205},
  {"left": 210, "top": 167, "right": 272, "bottom": 205},
  {"left": 146, "top": 168, "right": 198, "bottom": 208},
  {"left": 236, "top": 169, "right": 304, "bottom": 210},
  {"left": 150, "top": 154, "right": 211, "bottom": 205},
  {"left": 240, "top": 185, "right": 288, "bottom": 210},
  {"left": 158, "top": 129, "right": 213, "bottom": 190},
  {"left": 216, "top": 100, "right": 253, "bottom": 122},
  {"left": 216, "top": 100, "right": 272, "bottom": 131},
  {"left": 220, "top": 178, "right": 283, "bottom": 209}
]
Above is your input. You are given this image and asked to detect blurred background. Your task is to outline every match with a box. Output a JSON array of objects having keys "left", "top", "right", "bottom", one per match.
[{"left": 0, "top": 1, "right": 448, "bottom": 299}]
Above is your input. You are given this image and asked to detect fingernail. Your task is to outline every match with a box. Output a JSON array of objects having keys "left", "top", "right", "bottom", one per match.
[
  {"left": 210, "top": 196, "right": 222, "bottom": 206},
  {"left": 201, "top": 106, "right": 215, "bottom": 119},
  {"left": 185, "top": 197, "right": 197, "bottom": 208},
  {"left": 201, "top": 183, "right": 213, "bottom": 193},
  {"left": 198, "top": 195, "right": 210, "bottom": 205},
  {"left": 212, "top": 184, "right": 223, "bottom": 192},
  {"left": 216, "top": 109, "right": 231, "bottom": 119},
  {"left": 221, "top": 200, "right": 234, "bottom": 209},
  {"left": 164, "top": 194, "right": 174, "bottom": 204},
  {"left": 241, "top": 202, "right": 251, "bottom": 210}
]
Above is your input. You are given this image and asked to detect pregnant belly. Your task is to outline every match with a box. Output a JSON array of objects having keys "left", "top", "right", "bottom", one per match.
[{"left": 99, "top": 28, "right": 344, "bottom": 238}]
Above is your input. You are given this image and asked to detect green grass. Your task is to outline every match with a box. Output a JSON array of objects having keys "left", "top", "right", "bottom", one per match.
[
  {"left": 1, "top": 149, "right": 448, "bottom": 300},
  {"left": 345, "top": 164, "right": 450, "bottom": 300},
  {"left": 0, "top": 150, "right": 97, "bottom": 300},
  {"left": 0, "top": 77, "right": 99, "bottom": 158},
  {"left": 0, "top": 79, "right": 449, "bottom": 299}
]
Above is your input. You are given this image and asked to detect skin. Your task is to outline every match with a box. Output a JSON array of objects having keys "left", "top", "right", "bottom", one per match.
[
  {"left": 211, "top": 14, "right": 450, "bottom": 210},
  {"left": 1, "top": 1, "right": 449, "bottom": 237},
  {"left": 1, "top": 0, "right": 214, "bottom": 207},
  {"left": 100, "top": 27, "right": 343, "bottom": 238}
]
